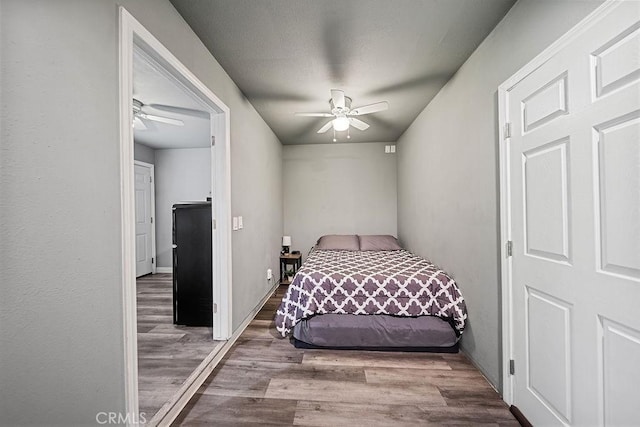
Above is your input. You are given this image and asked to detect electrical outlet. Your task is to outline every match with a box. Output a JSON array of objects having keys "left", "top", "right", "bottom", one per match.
[
  {"left": 238, "top": 216, "right": 243, "bottom": 229},
  {"left": 232, "top": 216, "right": 238, "bottom": 231},
  {"left": 267, "top": 268, "right": 272, "bottom": 280}
]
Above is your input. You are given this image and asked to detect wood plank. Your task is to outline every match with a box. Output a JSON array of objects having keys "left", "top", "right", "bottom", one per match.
[
  {"left": 365, "top": 367, "right": 491, "bottom": 389},
  {"left": 293, "top": 401, "right": 431, "bottom": 426},
  {"left": 172, "top": 395, "right": 297, "bottom": 426},
  {"left": 265, "top": 378, "right": 446, "bottom": 406},
  {"left": 302, "top": 351, "right": 452, "bottom": 370},
  {"left": 438, "top": 388, "right": 510, "bottom": 408}
]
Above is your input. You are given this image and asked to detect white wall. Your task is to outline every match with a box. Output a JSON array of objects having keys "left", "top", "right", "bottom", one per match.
[
  {"left": 284, "top": 142, "right": 397, "bottom": 258},
  {"left": 396, "top": 0, "right": 603, "bottom": 391},
  {"left": 0, "top": 0, "right": 282, "bottom": 424},
  {"left": 155, "top": 148, "right": 211, "bottom": 268},
  {"left": 134, "top": 142, "right": 156, "bottom": 165}
]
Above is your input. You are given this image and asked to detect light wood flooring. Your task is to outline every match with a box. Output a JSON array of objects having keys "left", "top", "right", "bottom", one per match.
[
  {"left": 173, "top": 285, "right": 519, "bottom": 426},
  {"left": 137, "top": 273, "right": 223, "bottom": 418}
]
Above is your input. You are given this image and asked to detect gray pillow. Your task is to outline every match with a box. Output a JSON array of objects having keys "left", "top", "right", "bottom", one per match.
[
  {"left": 316, "top": 235, "right": 360, "bottom": 251},
  {"left": 359, "top": 235, "right": 403, "bottom": 251}
]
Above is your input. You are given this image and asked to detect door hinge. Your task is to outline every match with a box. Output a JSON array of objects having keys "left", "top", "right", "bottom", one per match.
[
  {"left": 150, "top": 217, "right": 153, "bottom": 224},
  {"left": 213, "top": 219, "right": 217, "bottom": 230},
  {"left": 151, "top": 257, "right": 154, "bottom": 264},
  {"left": 150, "top": 176, "right": 153, "bottom": 183},
  {"left": 506, "top": 240, "right": 513, "bottom": 257},
  {"left": 213, "top": 303, "right": 218, "bottom": 314},
  {"left": 211, "top": 136, "right": 216, "bottom": 146},
  {"left": 510, "top": 359, "right": 515, "bottom": 375},
  {"left": 504, "top": 122, "right": 512, "bottom": 139}
]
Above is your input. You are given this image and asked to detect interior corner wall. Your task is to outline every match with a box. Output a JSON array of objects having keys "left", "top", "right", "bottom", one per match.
[
  {"left": 283, "top": 142, "right": 397, "bottom": 258},
  {"left": 134, "top": 142, "right": 156, "bottom": 164},
  {"left": 155, "top": 148, "right": 212, "bottom": 268},
  {"left": 396, "top": 0, "right": 604, "bottom": 391},
  {"left": 0, "top": 0, "right": 282, "bottom": 424}
]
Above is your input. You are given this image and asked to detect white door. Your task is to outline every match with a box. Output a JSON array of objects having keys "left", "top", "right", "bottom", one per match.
[
  {"left": 134, "top": 162, "right": 155, "bottom": 277},
  {"left": 504, "top": 3, "right": 640, "bottom": 425}
]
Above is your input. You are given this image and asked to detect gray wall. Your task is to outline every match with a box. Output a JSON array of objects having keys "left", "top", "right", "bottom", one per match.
[
  {"left": 396, "top": 0, "right": 603, "bottom": 391},
  {"left": 0, "top": 0, "right": 282, "bottom": 425},
  {"left": 155, "top": 148, "right": 211, "bottom": 268},
  {"left": 284, "top": 142, "right": 397, "bottom": 258},
  {"left": 134, "top": 142, "right": 156, "bottom": 165}
]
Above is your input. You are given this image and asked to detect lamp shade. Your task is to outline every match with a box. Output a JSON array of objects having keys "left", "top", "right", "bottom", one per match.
[{"left": 282, "top": 236, "right": 292, "bottom": 246}]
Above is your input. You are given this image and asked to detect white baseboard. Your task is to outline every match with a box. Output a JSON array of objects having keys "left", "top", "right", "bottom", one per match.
[
  {"left": 150, "top": 280, "right": 280, "bottom": 427},
  {"left": 155, "top": 267, "right": 172, "bottom": 274}
]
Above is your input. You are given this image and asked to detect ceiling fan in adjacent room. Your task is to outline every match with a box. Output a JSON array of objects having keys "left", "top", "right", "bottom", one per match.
[
  {"left": 294, "top": 89, "right": 388, "bottom": 141},
  {"left": 132, "top": 98, "right": 185, "bottom": 130}
]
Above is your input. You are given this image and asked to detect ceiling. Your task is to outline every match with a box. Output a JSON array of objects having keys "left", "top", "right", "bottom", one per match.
[
  {"left": 133, "top": 49, "right": 211, "bottom": 149},
  {"left": 169, "top": 0, "right": 515, "bottom": 145}
]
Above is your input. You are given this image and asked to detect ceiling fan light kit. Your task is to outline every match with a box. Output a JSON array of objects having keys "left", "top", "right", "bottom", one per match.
[
  {"left": 332, "top": 116, "right": 350, "bottom": 131},
  {"left": 295, "top": 89, "right": 388, "bottom": 141}
]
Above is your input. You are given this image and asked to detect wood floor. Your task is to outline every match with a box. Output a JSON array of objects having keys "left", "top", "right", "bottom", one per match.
[
  {"left": 137, "top": 273, "right": 224, "bottom": 418},
  {"left": 173, "top": 285, "right": 519, "bottom": 426}
]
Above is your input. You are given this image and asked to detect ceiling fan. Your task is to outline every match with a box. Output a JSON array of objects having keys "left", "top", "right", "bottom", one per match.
[
  {"left": 132, "top": 98, "right": 185, "bottom": 130},
  {"left": 295, "top": 90, "right": 388, "bottom": 141}
]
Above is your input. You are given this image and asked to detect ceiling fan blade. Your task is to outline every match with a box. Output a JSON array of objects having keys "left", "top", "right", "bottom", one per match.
[
  {"left": 317, "top": 120, "right": 334, "bottom": 134},
  {"left": 349, "top": 117, "right": 370, "bottom": 131},
  {"left": 294, "top": 112, "right": 334, "bottom": 117},
  {"left": 133, "top": 117, "right": 147, "bottom": 130},
  {"left": 349, "top": 101, "right": 389, "bottom": 116},
  {"left": 139, "top": 113, "right": 184, "bottom": 126},
  {"left": 148, "top": 104, "right": 209, "bottom": 119},
  {"left": 331, "top": 89, "right": 345, "bottom": 109}
]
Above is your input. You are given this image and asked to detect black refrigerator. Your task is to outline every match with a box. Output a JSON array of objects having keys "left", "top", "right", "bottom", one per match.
[{"left": 172, "top": 201, "right": 213, "bottom": 327}]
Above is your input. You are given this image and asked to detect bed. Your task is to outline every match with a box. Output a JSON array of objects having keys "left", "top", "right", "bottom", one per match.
[{"left": 274, "top": 235, "right": 468, "bottom": 352}]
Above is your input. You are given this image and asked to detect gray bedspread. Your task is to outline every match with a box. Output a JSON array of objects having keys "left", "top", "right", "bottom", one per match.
[{"left": 275, "top": 249, "right": 468, "bottom": 337}]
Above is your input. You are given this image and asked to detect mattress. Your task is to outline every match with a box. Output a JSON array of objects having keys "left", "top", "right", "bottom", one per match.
[{"left": 292, "top": 313, "right": 459, "bottom": 352}]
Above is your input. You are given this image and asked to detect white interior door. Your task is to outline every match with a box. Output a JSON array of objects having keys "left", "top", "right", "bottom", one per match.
[
  {"left": 134, "top": 162, "right": 155, "bottom": 277},
  {"left": 504, "top": 3, "right": 640, "bottom": 425}
]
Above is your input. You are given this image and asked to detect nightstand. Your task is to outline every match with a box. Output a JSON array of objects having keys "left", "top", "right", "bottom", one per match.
[{"left": 280, "top": 253, "right": 302, "bottom": 285}]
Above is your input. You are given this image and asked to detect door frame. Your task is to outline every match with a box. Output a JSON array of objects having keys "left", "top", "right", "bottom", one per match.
[
  {"left": 119, "top": 6, "right": 233, "bottom": 419},
  {"left": 497, "top": 0, "right": 620, "bottom": 406},
  {"left": 134, "top": 160, "right": 156, "bottom": 276}
]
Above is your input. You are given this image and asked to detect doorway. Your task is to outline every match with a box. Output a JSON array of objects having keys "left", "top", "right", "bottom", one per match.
[
  {"left": 499, "top": 1, "right": 640, "bottom": 425},
  {"left": 119, "top": 6, "right": 233, "bottom": 422}
]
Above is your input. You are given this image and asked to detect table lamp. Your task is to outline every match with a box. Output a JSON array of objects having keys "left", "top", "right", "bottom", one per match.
[{"left": 282, "top": 236, "right": 291, "bottom": 254}]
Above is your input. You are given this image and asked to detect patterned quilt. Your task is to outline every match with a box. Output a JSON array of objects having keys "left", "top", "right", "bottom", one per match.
[{"left": 274, "top": 249, "right": 468, "bottom": 337}]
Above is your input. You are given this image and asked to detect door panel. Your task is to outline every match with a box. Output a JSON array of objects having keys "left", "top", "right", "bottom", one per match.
[
  {"left": 595, "top": 113, "right": 640, "bottom": 279},
  {"left": 600, "top": 317, "right": 640, "bottom": 425},
  {"left": 505, "top": 3, "right": 640, "bottom": 425},
  {"left": 522, "top": 72, "right": 569, "bottom": 133},
  {"left": 526, "top": 288, "right": 572, "bottom": 424},
  {"left": 523, "top": 138, "right": 571, "bottom": 262}
]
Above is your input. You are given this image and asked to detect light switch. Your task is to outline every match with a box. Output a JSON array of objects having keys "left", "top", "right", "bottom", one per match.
[
  {"left": 385, "top": 145, "right": 391, "bottom": 153},
  {"left": 232, "top": 216, "right": 238, "bottom": 231},
  {"left": 390, "top": 145, "right": 396, "bottom": 153},
  {"left": 238, "top": 216, "right": 243, "bottom": 229}
]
